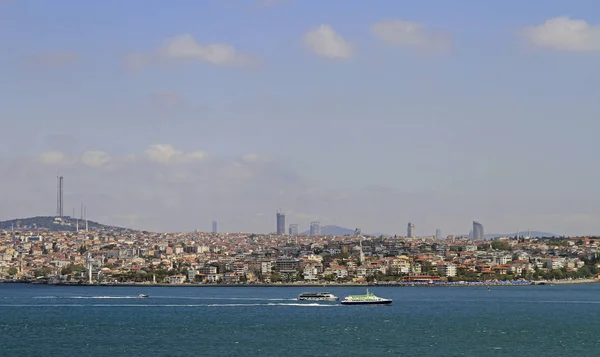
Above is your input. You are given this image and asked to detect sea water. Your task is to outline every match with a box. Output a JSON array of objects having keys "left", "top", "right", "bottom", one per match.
[{"left": 1, "top": 283, "right": 599, "bottom": 356}]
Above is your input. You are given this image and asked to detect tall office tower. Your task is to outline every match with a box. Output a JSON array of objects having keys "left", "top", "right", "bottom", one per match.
[
  {"left": 56, "top": 176, "right": 64, "bottom": 217},
  {"left": 407, "top": 222, "right": 415, "bottom": 238},
  {"left": 309, "top": 221, "right": 321, "bottom": 236},
  {"left": 472, "top": 221, "right": 484, "bottom": 240},
  {"left": 354, "top": 228, "right": 362, "bottom": 236},
  {"left": 276, "top": 210, "right": 286, "bottom": 235},
  {"left": 212, "top": 221, "right": 218, "bottom": 233},
  {"left": 289, "top": 224, "right": 299, "bottom": 235},
  {"left": 435, "top": 229, "right": 442, "bottom": 241}
]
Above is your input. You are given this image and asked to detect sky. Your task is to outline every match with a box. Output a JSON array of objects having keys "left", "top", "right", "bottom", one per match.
[{"left": 1, "top": 0, "right": 599, "bottom": 236}]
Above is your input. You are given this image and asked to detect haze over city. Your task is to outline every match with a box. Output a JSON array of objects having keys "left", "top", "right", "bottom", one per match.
[{"left": 1, "top": 0, "right": 599, "bottom": 235}]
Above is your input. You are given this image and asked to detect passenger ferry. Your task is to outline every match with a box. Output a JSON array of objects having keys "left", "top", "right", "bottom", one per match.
[
  {"left": 297, "top": 292, "right": 339, "bottom": 301},
  {"left": 340, "top": 289, "right": 392, "bottom": 305}
]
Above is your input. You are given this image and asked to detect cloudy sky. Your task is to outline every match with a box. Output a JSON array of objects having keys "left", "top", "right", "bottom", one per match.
[{"left": 1, "top": 0, "right": 599, "bottom": 236}]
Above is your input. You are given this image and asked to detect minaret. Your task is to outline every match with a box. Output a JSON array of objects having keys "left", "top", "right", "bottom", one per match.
[{"left": 85, "top": 207, "right": 89, "bottom": 232}]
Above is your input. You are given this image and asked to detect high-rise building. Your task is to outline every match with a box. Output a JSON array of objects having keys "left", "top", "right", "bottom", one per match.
[
  {"left": 212, "top": 221, "right": 218, "bottom": 233},
  {"left": 354, "top": 228, "right": 362, "bottom": 236},
  {"left": 472, "top": 221, "right": 484, "bottom": 240},
  {"left": 435, "top": 229, "right": 442, "bottom": 241},
  {"left": 289, "top": 224, "right": 299, "bottom": 235},
  {"left": 56, "top": 176, "right": 64, "bottom": 217},
  {"left": 309, "top": 221, "right": 321, "bottom": 236},
  {"left": 407, "top": 222, "right": 415, "bottom": 238},
  {"left": 276, "top": 211, "right": 286, "bottom": 235}
]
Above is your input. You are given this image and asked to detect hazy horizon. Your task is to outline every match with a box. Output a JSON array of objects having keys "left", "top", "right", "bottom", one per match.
[{"left": 1, "top": 0, "right": 599, "bottom": 236}]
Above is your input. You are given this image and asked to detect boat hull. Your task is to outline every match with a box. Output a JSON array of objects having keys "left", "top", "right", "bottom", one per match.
[{"left": 340, "top": 300, "right": 392, "bottom": 305}]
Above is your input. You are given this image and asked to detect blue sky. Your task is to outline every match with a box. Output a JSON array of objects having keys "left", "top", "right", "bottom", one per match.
[{"left": 1, "top": 0, "right": 599, "bottom": 235}]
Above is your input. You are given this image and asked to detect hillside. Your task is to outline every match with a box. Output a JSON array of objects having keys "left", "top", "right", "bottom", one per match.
[
  {"left": 300, "top": 225, "right": 382, "bottom": 236},
  {"left": 485, "top": 231, "right": 559, "bottom": 239},
  {"left": 0, "top": 216, "right": 131, "bottom": 233}
]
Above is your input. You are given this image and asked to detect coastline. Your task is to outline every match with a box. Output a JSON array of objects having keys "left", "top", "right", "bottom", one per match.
[{"left": 2, "top": 278, "right": 598, "bottom": 288}]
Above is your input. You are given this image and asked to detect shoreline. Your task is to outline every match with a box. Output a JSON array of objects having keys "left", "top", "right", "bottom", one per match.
[{"left": 3, "top": 278, "right": 598, "bottom": 288}]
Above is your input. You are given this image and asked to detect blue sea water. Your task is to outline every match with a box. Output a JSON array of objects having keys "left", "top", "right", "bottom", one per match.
[{"left": 1, "top": 284, "right": 600, "bottom": 356}]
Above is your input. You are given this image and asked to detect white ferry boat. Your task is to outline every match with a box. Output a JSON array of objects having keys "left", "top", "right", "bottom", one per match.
[
  {"left": 340, "top": 289, "right": 392, "bottom": 305},
  {"left": 297, "top": 292, "right": 339, "bottom": 301}
]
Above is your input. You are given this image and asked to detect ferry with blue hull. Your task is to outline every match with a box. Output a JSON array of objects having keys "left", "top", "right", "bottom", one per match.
[{"left": 341, "top": 289, "right": 392, "bottom": 305}]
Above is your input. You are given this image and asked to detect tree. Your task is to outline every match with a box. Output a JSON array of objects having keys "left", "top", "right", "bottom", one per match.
[
  {"left": 35, "top": 268, "right": 52, "bottom": 277},
  {"left": 491, "top": 240, "right": 511, "bottom": 251},
  {"left": 270, "top": 272, "right": 281, "bottom": 282},
  {"left": 7, "top": 267, "right": 18, "bottom": 276},
  {"left": 61, "top": 264, "right": 85, "bottom": 275}
]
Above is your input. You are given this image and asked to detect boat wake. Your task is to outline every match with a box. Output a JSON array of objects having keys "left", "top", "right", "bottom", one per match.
[
  {"left": 0, "top": 302, "right": 338, "bottom": 308},
  {"left": 150, "top": 296, "right": 297, "bottom": 301},
  {"left": 32, "top": 296, "right": 140, "bottom": 299}
]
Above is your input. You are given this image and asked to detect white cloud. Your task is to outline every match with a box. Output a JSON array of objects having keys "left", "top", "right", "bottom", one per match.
[
  {"left": 371, "top": 19, "right": 451, "bottom": 53},
  {"left": 145, "top": 144, "right": 208, "bottom": 164},
  {"left": 521, "top": 17, "right": 600, "bottom": 52},
  {"left": 158, "top": 34, "right": 259, "bottom": 67},
  {"left": 124, "top": 34, "right": 260, "bottom": 70},
  {"left": 24, "top": 51, "right": 82, "bottom": 68},
  {"left": 145, "top": 144, "right": 183, "bottom": 164},
  {"left": 181, "top": 151, "right": 209, "bottom": 162},
  {"left": 302, "top": 25, "right": 354, "bottom": 59},
  {"left": 39, "top": 150, "right": 67, "bottom": 165},
  {"left": 81, "top": 151, "right": 111, "bottom": 168}
]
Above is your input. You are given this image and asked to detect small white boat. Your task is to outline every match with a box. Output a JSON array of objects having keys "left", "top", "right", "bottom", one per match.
[
  {"left": 297, "top": 292, "right": 339, "bottom": 301},
  {"left": 138, "top": 294, "right": 149, "bottom": 298}
]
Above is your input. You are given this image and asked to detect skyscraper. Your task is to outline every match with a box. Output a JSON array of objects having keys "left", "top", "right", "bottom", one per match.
[
  {"left": 276, "top": 211, "right": 286, "bottom": 235},
  {"left": 56, "top": 176, "right": 64, "bottom": 217},
  {"left": 289, "top": 224, "right": 299, "bottom": 235},
  {"left": 435, "top": 229, "right": 442, "bottom": 241},
  {"left": 473, "top": 221, "right": 484, "bottom": 240},
  {"left": 407, "top": 222, "right": 415, "bottom": 238},
  {"left": 309, "top": 221, "right": 321, "bottom": 236},
  {"left": 212, "top": 221, "right": 218, "bottom": 233}
]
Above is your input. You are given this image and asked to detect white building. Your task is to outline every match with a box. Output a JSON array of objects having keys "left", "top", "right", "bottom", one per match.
[{"left": 439, "top": 263, "right": 457, "bottom": 277}]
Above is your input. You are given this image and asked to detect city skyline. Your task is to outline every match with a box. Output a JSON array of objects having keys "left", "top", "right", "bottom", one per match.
[{"left": 1, "top": 1, "right": 600, "bottom": 235}]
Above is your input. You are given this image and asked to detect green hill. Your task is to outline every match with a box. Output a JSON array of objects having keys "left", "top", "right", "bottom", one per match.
[{"left": 0, "top": 216, "right": 131, "bottom": 233}]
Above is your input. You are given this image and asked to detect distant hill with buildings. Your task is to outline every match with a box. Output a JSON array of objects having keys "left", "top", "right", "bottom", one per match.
[
  {"left": 299, "top": 225, "right": 389, "bottom": 236},
  {"left": 0, "top": 216, "right": 131, "bottom": 233},
  {"left": 455, "top": 231, "right": 559, "bottom": 239},
  {"left": 300, "top": 225, "right": 354, "bottom": 236},
  {"left": 484, "top": 231, "right": 559, "bottom": 239}
]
